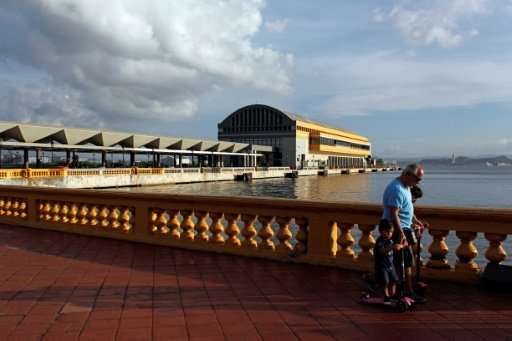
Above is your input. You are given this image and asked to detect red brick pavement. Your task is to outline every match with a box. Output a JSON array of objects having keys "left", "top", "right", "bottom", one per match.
[{"left": 0, "top": 224, "right": 511, "bottom": 340}]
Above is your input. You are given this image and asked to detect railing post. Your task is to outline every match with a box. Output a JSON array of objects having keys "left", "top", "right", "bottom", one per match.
[
  {"left": 133, "top": 202, "right": 149, "bottom": 239},
  {"left": 27, "top": 197, "right": 38, "bottom": 224},
  {"left": 302, "top": 214, "right": 336, "bottom": 263}
]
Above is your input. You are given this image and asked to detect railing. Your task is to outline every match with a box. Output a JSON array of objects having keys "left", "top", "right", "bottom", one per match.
[
  {"left": 102, "top": 169, "right": 132, "bottom": 176},
  {"left": 67, "top": 169, "right": 102, "bottom": 176},
  {"left": 182, "top": 168, "right": 201, "bottom": 173},
  {"left": 0, "top": 169, "right": 24, "bottom": 179},
  {"left": 164, "top": 168, "right": 183, "bottom": 174},
  {"left": 133, "top": 168, "right": 164, "bottom": 175},
  {"left": 0, "top": 185, "right": 510, "bottom": 284}
]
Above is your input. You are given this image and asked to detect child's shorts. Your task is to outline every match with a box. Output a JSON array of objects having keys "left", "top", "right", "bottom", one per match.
[{"left": 375, "top": 267, "right": 399, "bottom": 285}]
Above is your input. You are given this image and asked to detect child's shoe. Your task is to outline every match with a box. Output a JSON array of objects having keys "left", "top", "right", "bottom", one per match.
[{"left": 383, "top": 296, "right": 393, "bottom": 305}]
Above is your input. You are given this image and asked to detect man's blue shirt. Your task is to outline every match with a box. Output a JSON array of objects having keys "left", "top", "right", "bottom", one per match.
[{"left": 382, "top": 178, "right": 413, "bottom": 230}]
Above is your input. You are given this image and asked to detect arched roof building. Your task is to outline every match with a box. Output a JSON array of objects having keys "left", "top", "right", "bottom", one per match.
[{"left": 218, "top": 104, "right": 372, "bottom": 168}]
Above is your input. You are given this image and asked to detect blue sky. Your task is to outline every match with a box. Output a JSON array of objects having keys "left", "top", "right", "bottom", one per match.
[{"left": 1, "top": 0, "right": 511, "bottom": 158}]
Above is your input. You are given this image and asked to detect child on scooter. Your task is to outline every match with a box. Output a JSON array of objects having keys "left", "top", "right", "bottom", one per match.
[{"left": 374, "top": 219, "right": 406, "bottom": 304}]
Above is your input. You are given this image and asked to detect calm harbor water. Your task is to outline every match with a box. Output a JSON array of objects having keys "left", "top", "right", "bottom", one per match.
[
  {"left": 119, "top": 165, "right": 512, "bottom": 265},
  {"left": 122, "top": 165, "right": 512, "bottom": 208}
]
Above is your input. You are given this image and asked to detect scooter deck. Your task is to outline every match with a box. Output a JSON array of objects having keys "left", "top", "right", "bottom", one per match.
[{"left": 360, "top": 293, "right": 415, "bottom": 312}]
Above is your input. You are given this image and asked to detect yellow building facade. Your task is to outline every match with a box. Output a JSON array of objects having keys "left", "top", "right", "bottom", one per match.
[{"left": 218, "top": 104, "right": 372, "bottom": 168}]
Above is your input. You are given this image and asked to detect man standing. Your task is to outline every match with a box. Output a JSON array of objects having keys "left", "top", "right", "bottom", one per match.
[{"left": 382, "top": 164, "right": 425, "bottom": 302}]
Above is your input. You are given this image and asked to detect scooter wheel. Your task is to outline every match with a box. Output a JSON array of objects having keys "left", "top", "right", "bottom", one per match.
[
  {"left": 360, "top": 292, "right": 370, "bottom": 300},
  {"left": 397, "top": 300, "right": 408, "bottom": 313}
]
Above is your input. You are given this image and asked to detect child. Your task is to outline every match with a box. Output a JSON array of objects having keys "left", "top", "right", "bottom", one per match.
[{"left": 374, "top": 219, "right": 405, "bottom": 304}]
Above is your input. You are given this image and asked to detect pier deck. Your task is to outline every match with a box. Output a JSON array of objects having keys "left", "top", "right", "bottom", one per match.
[{"left": 0, "top": 224, "right": 511, "bottom": 340}]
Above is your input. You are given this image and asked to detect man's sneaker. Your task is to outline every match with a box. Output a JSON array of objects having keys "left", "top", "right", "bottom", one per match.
[{"left": 409, "top": 292, "right": 427, "bottom": 304}]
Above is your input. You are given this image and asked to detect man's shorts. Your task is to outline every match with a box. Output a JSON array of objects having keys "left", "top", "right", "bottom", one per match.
[
  {"left": 375, "top": 266, "right": 399, "bottom": 285},
  {"left": 393, "top": 229, "right": 416, "bottom": 269}
]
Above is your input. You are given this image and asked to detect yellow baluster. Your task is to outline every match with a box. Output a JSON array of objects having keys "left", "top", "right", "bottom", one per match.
[
  {"left": 61, "top": 204, "right": 69, "bottom": 223},
  {"left": 455, "top": 231, "right": 479, "bottom": 273},
  {"left": 0, "top": 198, "right": 5, "bottom": 216},
  {"left": 89, "top": 206, "right": 99, "bottom": 226},
  {"left": 195, "top": 211, "right": 210, "bottom": 242},
  {"left": 426, "top": 229, "right": 451, "bottom": 269},
  {"left": 156, "top": 210, "right": 169, "bottom": 234},
  {"left": 258, "top": 216, "right": 275, "bottom": 251},
  {"left": 337, "top": 222, "right": 356, "bottom": 260},
  {"left": 169, "top": 210, "right": 181, "bottom": 240},
  {"left": 180, "top": 210, "right": 195, "bottom": 241},
  {"left": 12, "top": 200, "right": 20, "bottom": 217},
  {"left": 276, "top": 216, "right": 293, "bottom": 254},
  {"left": 150, "top": 209, "right": 159, "bottom": 233},
  {"left": 43, "top": 202, "right": 52, "bottom": 221},
  {"left": 225, "top": 213, "right": 241, "bottom": 247},
  {"left": 4, "top": 199, "right": 12, "bottom": 216},
  {"left": 293, "top": 217, "right": 308, "bottom": 256},
  {"left": 241, "top": 214, "right": 258, "bottom": 249},
  {"left": 485, "top": 233, "right": 507, "bottom": 264},
  {"left": 99, "top": 206, "right": 110, "bottom": 228},
  {"left": 79, "top": 205, "right": 89, "bottom": 225},
  {"left": 109, "top": 208, "right": 121, "bottom": 229},
  {"left": 357, "top": 224, "right": 376, "bottom": 264},
  {"left": 69, "top": 204, "right": 79, "bottom": 224},
  {"left": 51, "top": 202, "right": 61, "bottom": 222},
  {"left": 19, "top": 201, "right": 27, "bottom": 219},
  {"left": 121, "top": 208, "right": 133, "bottom": 232},
  {"left": 209, "top": 212, "right": 225, "bottom": 245}
]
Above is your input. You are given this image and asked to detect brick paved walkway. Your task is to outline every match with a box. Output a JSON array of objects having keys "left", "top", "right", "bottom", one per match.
[{"left": 0, "top": 225, "right": 511, "bottom": 340}]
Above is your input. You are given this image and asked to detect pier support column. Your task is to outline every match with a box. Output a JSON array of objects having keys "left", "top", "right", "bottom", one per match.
[
  {"left": 35, "top": 149, "right": 41, "bottom": 167},
  {"left": 65, "top": 150, "right": 71, "bottom": 166},
  {"left": 101, "top": 151, "right": 107, "bottom": 167},
  {"left": 156, "top": 153, "right": 161, "bottom": 167},
  {"left": 179, "top": 155, "right": 183, "bottom": 168},
  {"left": 23, "top": 149, "right": 29, "bottom": 168},
  {"left": 130, "top": 152, "right": 135, "bottom": 167}
]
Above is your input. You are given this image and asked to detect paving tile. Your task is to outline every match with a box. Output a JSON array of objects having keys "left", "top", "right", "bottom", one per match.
[{"left": 2, "top": 225, "right": 512, "bottom": 341}]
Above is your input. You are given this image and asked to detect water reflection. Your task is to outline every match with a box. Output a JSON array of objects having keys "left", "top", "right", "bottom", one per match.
[{"left": 122, "top": 173, "right": 372, "bottom": 203}]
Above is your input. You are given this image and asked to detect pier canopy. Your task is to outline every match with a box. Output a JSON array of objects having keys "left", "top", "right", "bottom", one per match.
[{"left": 0, "top": 121, "right": 272, "bottom": 168}]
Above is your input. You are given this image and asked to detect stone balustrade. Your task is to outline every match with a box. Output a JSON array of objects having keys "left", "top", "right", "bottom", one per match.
[{"left": 0, "top": 185, "right": 508, "bottom": 283}]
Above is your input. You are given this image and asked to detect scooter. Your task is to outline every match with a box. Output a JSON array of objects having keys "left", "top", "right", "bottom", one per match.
[
  {"left": 360, "top": 249, "right": 415, "bottom": 313},
  {"left": 413, "top": 227, "right": 428, "bottom": 296}
]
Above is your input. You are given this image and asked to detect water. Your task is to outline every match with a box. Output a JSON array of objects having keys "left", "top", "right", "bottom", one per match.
[
  {"left": 121, "top": 165, "right": 512, "bottom": 208},
  {"left": 119, "top": 165, "right": 512, "bottom": 265}
]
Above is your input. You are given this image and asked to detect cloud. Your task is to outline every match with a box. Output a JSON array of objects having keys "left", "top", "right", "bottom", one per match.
[
  {"left": 0, "top": 1, "right": 293, "bottom": 126},
  {"left": 497, "top": 138, "right": 512, "bottom": 146},
  {"left": 265, "top": 19, "right": 289, "bottom": 33},
  {"left": 297, "top": 52, "right": 512, "bottom": 116},
  {"left": 374, "top": 0, "right": 490, "bottom": 48}
]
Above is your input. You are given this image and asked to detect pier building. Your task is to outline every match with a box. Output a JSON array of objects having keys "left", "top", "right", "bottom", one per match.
[
  {"left": 218, "top": 104, "right": 372, "bottom": 168},
  {"left": 0, "top": 121, "right": 272, "bottom": 169}
]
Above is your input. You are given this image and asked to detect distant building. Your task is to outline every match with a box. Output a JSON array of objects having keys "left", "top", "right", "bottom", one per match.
[{"left": 218, "top": 104, "right": 372, "bottom": 168}]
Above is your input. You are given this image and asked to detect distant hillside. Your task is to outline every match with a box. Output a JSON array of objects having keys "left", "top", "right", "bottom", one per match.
[{"left": 419, "top": 155, "right": 512, "bottom": 166}]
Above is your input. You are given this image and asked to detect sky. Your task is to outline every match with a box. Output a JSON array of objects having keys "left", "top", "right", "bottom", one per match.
[{"left": 0, "top": 0, "right": 512, "bottom": 158}]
